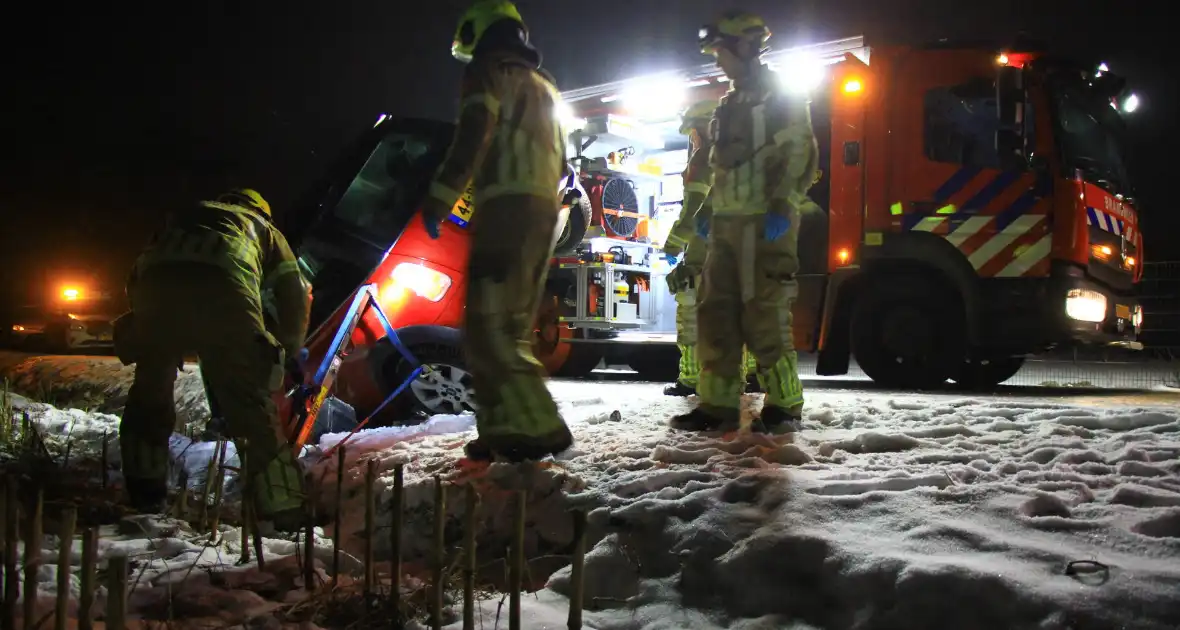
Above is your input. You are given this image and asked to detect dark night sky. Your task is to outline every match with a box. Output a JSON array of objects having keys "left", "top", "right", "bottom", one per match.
[{"left": 2, "top": 1, "right": 1174, "bottom": 304}]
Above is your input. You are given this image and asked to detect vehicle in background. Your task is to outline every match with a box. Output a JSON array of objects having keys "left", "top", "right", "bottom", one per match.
[
  {"left": 545, "top": 36, "right": 1145, "bottom": 389},
  {"left": 2, "top": 285, "right": 119, "bottom": 353}
]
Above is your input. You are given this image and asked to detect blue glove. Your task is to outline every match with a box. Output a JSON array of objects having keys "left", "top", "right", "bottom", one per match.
[
  {"left": 764, "top": 213, "right": 790, "bottom": 242},
  {"left": 297, "top": 347, "right": 310, "bottom": 366},
  {"left": 695, "top": 216, "right": 710, "bottom": 239},
  {"left": 662, "top": 254, "right": 679, "bottom": 265},
  {"left": 423, "top": 213, "right": 441, "bottom": 239}
]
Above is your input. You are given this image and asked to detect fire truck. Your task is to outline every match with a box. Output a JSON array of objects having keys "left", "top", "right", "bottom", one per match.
[{"left": 538, "top": 35, "right": 1145, "bottom": 389}]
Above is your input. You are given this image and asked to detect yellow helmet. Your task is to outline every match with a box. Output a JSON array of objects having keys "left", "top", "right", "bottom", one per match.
[
  {"left": 699, "top": 11, "right": 771, "bottom": 56},
  {"left": 452, "top": 1, "right": 526, "bottom": 63},
  {"left": 679, "top": 100, "right": 719, "bottom": 135},
  {"left": 216, "top": 188, "right": 271, "bottom": 217}
]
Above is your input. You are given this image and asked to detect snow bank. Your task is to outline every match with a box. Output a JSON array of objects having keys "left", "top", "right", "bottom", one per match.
[
  {"left": 0, "top": 351, "right": 210, "bottom": 430},
  {"left": 7, "top": 367, "right": 1180, "bottom": 628}
]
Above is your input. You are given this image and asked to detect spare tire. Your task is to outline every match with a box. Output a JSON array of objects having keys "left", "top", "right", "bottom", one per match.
[{"left": 554, "top": 184, "right": 591, "bottom": 255}]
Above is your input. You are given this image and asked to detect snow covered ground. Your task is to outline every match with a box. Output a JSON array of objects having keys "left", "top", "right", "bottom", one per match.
[{"left": 9, "top": 376, "right": 1180, "bottom": 629}]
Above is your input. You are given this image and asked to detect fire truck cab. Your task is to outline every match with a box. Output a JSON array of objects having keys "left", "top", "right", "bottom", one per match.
[{"left": 548, "top": 35, "right": 1145, "bottom": 389}]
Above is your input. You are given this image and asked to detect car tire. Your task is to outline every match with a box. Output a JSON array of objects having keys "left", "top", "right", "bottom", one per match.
[
  {"left": 371, "top": 326, "right": 476, "bottom": 424},
  {"left": 851, "top": 274, "right": 966, "bottom": 390}
]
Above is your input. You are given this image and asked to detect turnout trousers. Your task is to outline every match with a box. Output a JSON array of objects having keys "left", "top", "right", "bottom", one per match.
[
  {"left": 674, "top": 231, "right": 757, "bottom": 388},
  {"left": 464, "top": 193, "right": 570, "bottom": 450},
  {"left": 120, "top": 264, "right": 304, "bottom": 518},
  {"left": 695, "top": 215, "right": 804, "bottom": 423}
]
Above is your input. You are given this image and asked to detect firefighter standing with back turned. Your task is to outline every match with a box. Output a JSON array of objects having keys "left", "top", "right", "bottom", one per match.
[
  {"left": 662, "top": 100, "right": 759, "bottom": 397},
  {"left": 672, "top": 11, "right": 819, "bottom": 433},
  {"left": 419, "top": 1, "right": 573, "bottom": 461},
  {"left": 116, "top": 188, "right": 310, "bottom": 529}
]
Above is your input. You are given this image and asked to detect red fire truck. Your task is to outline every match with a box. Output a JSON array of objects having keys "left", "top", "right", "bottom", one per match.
[{"left": 541, "top": 35, "right": 1145, "bottom": 390}]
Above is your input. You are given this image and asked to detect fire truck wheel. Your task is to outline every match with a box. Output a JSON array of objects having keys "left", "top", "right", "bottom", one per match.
[
  {"left": 373, "top": 327, "right": 476, "bottom": 424},
  {"left": 851, "top": 276, "right": 965, "bottom": 390},
  {"left": 553, "top": 339, "right": 605, "bottom": 377},
  {"left": 626, "top": 345, "right": 681, "bottom": 382},
  {"left": 952, "top": 356, "right": 1026, "bottom": 389}
]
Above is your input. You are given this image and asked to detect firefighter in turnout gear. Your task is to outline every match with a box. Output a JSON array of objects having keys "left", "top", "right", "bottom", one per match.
[
  {"left": 419, "top": 1, "right": 573, "bottom": 462},
  {"left": 671, "top": 11, "right": 818, "bottom": 433},
  {"left": 662, "top": 99, "right": 758, "bottom": 397},
  {"left": 117, "top": 188, "right": 311, "bottom": 528}
]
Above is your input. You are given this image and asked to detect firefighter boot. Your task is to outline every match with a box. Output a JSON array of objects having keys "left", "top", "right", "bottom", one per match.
[
  {"left": 669, "top": 407, "right": 740, "bottom": 432},
  {"left": 464, "top": 423, "right": 574, "bottom": 463},
  {"left": 751, "top": 405, "right": 803, "bottom": 434},
  {"left": 664, "top": 381, "right": 696, "bottom": 397},
  {"left": 124, "top": 477, "right": 168, "bottom": 514},
  {"left": 251, "top": 449, "right": 308, "bottom": 532}
]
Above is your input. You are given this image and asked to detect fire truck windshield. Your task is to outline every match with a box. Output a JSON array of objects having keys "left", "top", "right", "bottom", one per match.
[{"left": 1048, "top": 75, "right": 1132, "bottom": 196}]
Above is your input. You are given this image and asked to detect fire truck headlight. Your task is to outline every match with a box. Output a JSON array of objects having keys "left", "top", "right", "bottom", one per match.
[
  {"left": 391, "top": 262, "right": 451, "bottom": 303},
  {"left": 1065, "top": 289, "right": 1106, "bottom": 323},
  {"left": 1132, "top": 305, "right": 1143, "bottom": 330}
]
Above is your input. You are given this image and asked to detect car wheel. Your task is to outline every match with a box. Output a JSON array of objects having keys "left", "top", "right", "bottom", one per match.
[{"left": 371, "top": 326, "right": 476, "bottom": 424}]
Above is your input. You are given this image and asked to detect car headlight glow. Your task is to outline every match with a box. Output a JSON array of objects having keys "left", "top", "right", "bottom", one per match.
[
  {"left": 1065, "top": 288, "right": 1106, "bottom": 323},
  {"left": 390, "top": 262, "right": 451, "bottom": 303},
  {"left": 1132, "top": 305, "right": 1143, "bottom": 329}
]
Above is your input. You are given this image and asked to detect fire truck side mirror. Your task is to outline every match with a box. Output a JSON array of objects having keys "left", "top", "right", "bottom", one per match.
[{"left": 995, "top": 65, "right": 1025, "bottom": 163}]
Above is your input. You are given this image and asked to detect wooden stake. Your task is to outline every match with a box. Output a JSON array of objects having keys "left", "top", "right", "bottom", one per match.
[
  {"left": 238, "top": 445, "right": 250, "bottom": 565},
  {"left": 567, "top": 510, "right": 587, "bottom": 630},
  {"left": 78, "top": 529, "right": 97, "bottom": 630},
  {"left": 105, "top": 555, "right": 127, "bottom": 630},
  {"left": 53, "top": 507, "right": 76, "bottom": 630},
  {"left": 196, "top": 448, "right": 218, "bottom": 533},
  {"left": 391, "top": 464, "right": 404, "bottom": 615},
  {"left": 303, "top": 506, "right": 316, "bottom": 593},
  {"left": 22, "top": 486, "right": 42, "bottom": 630},
  {"left": 462, "top": 485, "right": 478, "bottom": 630},
  {"left": 2, "top": 480, "right": 18, "bottom": 630},
  {"left": 331, "top": 446, "right": 345, "bottom": 584},
  {"left": 431, "top": 476, "right": 446, "bottom": 630},
  {"left": 509, "top": 490, "right": 526, "bottom": 630},
  {"left": 363, "top": 459, "right": 376, "bottom": 596},
  {"left": 174, "top": 469, "right": 189, "bottom": 521},
  {"left": 100, "top": 432, "right": 108, "bottom": 490},
  {"left": 207, "top": 441, "right": 229, "bottom": 541}
]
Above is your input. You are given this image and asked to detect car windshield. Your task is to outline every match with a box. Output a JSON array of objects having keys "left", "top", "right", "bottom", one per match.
[{"left": 1048, "top": 74, "right": 1132, "bottom": 195}]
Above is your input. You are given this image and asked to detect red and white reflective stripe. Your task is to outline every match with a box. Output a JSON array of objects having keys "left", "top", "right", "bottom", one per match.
[{"left": 913, "top": 214, "right": 1050, "bottom": 277}]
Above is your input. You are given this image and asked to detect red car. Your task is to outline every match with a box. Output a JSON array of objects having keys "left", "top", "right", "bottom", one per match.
[{"left": 280, "top": 116, "right": 589, "bottom": 429}]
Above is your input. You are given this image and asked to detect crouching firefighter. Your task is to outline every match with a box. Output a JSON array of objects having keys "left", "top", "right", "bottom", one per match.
[
  {"left": 115, "top": 188, "right": 311, "bottom": 529},
  {"left": 661, "top": 99, "right": 759, "bottom": 398},
  {"left": 672, "top": 12, "right": 819, "bottom": 433},
  {"left": 419, "top": 1, "right": 573, "bottom": 462}
]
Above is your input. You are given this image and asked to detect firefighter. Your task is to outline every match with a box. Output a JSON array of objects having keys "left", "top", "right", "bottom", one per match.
[
  {"left": 662, "top": 99, "right": 758, "bottom": 397},
  {"left": 117, "top": 188, "right": 310, "bottom": 528},
  {"left": 419, "top": 1, "right": 573, "bottom": 462},
  {"left": 671, "top": 11, "right": 818, "bottom": 433}
]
